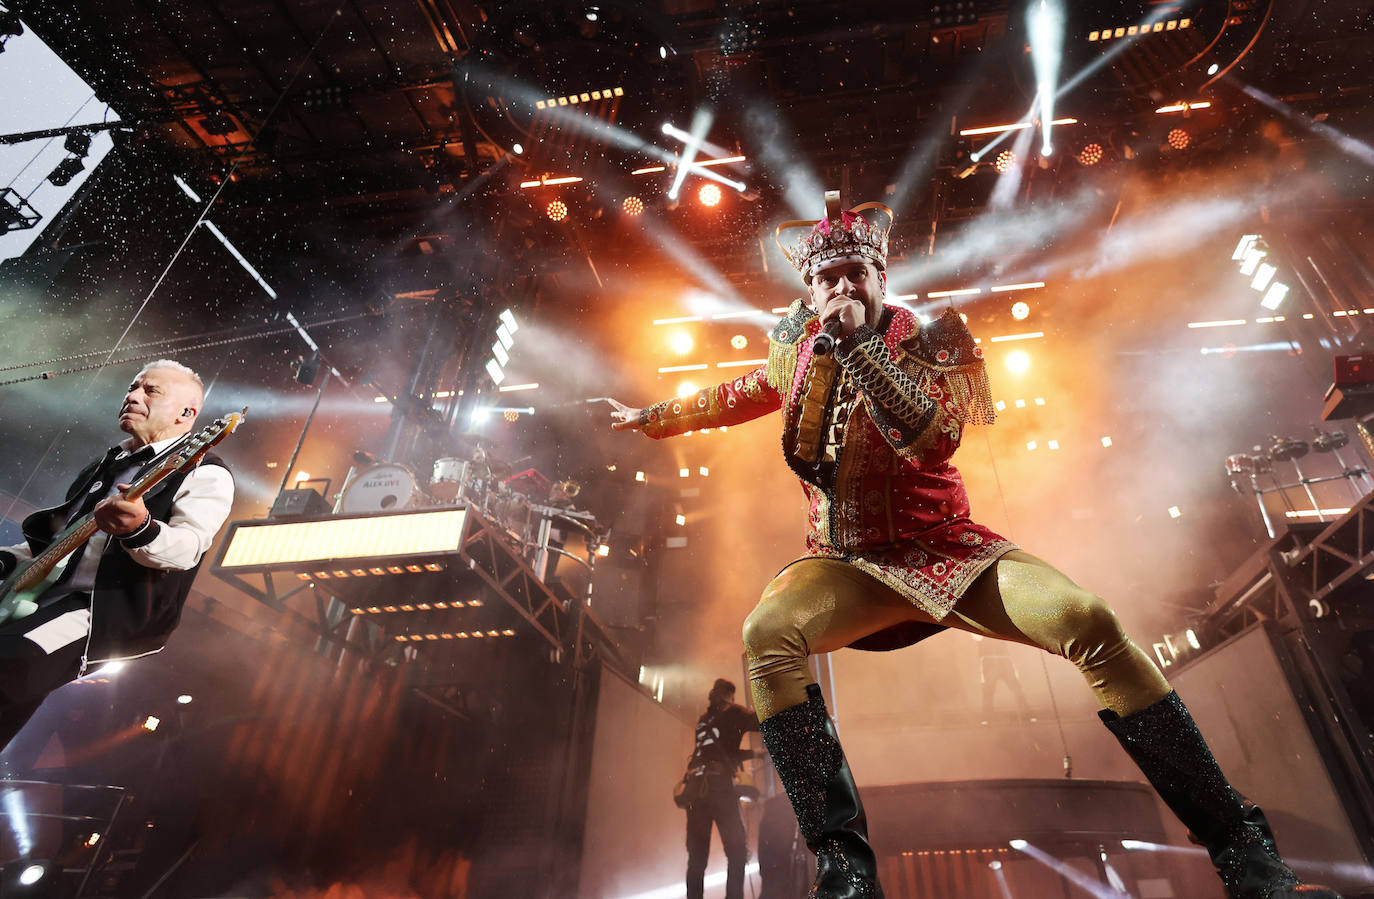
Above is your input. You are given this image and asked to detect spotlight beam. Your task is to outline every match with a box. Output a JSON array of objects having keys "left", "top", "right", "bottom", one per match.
[
  {"left": 1027, "top": 0, "right": 1066, "bottom": 156},
  {"left": 972, "top": 4, "right": 1175, "bottom": 162},
  {"left": 660, "top": 123, "right": 734, "bottom": 162},
  {"left": 1239, "top": 83, "right": 1374, "bottom": 168},
  {"left": 465, "top": 64, "right": 747, "bottom": 192},
  {"left": 743, "top": 101, "right": 826, "bottom": 219},
  {"left": 662, "top": 122, "right": 747, "bottom": 192},
  {"left": 667, "top": 109, "right": 712, "bottom": 200},
  {"left": 1012, "top": 841, "right": 1130, "bottom": 899},
  {"left": 990, "top": 123, "right": 1036, "bottom": 210}
]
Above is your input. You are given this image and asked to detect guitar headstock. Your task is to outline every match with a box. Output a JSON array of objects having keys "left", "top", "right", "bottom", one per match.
[{"left": 137, "top": 409, "right": 248, "bottom": 488}]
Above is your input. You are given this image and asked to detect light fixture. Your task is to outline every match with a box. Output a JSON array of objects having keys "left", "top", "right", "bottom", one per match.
[
  {"left": 142, "top": 715, "right": 161, "bottom": 732},
  {"left": 1076, "top": 142, "right": 1103, "bottom": 165},
  {"left": 676, "top": 381, "right": 698, "bottom": 398},
  {"left": 1251, "top": 263, "right": 1277, "bottom": 291},
  {"left": 512, "top": 142, "right": 524, "bottom": 154},
  {"left": 1232, "top": 234, "right": 1260, "bottom": 260},
  {"left": 546, "top": 200, "right": 568, "bottom": 222},
  {"left": 47, "top": 155, "right": 86, "bottom": 187},
  {"left": 622, "top": 195, "right": 644, "bottom": 216},
  {"left": 64, "top": 131, "right": 92, "bottom": 157},
  {"left": 994, "top": 149, "right": 1017, "bottom": 174},
  {"left": 1260, "top": 282, "right": 1290, "bottom": 311},
  {"left": 730, "top": 334, "right": 748, "bottom": 349},
  {"left": 1011, "top": 301, "right": 1030, "bottom": 320},
  {"left": 698, "top": 183, "right": 722, "bottom": 207},
  {"left": 1166, "top": 128, "right": 1191, "bottom": 150},
  {"left": 176, "top": 694, "right": 193, "bottom": 704},
  {"left": 1004, "top": 349, "right": 1031, "bottom": 375},
  {"left": 669, "top": 332, "right": 694, "bottom": 355}
]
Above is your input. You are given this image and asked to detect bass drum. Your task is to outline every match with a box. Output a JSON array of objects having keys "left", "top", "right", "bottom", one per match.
[{"left": 339, "top": 464, "right": 424, "bottom": 514}]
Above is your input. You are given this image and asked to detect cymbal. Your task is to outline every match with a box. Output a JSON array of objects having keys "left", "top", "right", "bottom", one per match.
[
  {"left": 1269, "top": 437, "right": 1309, "bottom": 461},
  {"left": 1313, "top": 430, "right": 1349, "bottom": 452}
]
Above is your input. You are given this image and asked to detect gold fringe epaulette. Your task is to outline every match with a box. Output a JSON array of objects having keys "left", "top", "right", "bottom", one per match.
[
  {"left": 941, "top": 364, "right": 996, "bottom": 426},
  {"left": 901, "top": 307, "right": 998, "bottom": 426},
  {"left": 766, "top": 299, "right": 816, "bottom": 392}
]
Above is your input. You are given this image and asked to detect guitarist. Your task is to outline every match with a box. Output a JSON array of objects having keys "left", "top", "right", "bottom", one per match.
[{"left": 0, "top": 360, "right": 234, "bottom": 752}]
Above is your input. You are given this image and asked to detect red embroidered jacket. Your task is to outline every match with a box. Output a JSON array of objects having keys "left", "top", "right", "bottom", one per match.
[{"left": 641, "top": 300, "right": 1013, "bottom": 621}]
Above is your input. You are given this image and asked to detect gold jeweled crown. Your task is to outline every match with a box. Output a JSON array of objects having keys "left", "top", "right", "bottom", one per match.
[{"left": 775, "top": 190, "right": 895, "bottom": 282}]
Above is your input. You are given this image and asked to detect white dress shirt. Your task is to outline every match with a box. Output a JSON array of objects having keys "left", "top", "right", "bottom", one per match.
[{"left": 3, "top": 434, "right": 234, "bottom": 596}]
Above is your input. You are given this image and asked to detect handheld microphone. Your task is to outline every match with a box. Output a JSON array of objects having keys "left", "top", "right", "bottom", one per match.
[{"left": 812, "top": 319, "right": 844, "bottom": 356}]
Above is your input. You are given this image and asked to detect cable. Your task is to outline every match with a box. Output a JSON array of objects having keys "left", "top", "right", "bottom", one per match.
[
  {"left": 0, "top": 311, "right": 374, "bottom": 388},
  {"left": 0, "top": 319, "right": 283, "bottom": 373},
  {"left": 97, "top": 8, "right": 342, "bottom": 375},
  {"left": 6, "top": 93, "right": 97, "bottom": 193}
]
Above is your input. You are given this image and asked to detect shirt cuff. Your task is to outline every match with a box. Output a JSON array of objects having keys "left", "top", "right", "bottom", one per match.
[{"left": 117, "top": 515, "right": 161, "bottom": 549}]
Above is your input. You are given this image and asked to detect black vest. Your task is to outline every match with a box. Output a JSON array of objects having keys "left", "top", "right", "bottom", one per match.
[{"left": 20, "top": 450, "right": 230, "bottom": 661}]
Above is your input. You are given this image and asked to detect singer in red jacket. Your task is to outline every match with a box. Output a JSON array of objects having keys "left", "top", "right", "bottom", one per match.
[{"left": 608, "top": 193, "right": 1337, "bottom": 899}]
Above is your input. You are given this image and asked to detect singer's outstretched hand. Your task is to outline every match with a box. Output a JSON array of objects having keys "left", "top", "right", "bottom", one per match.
[{"left": 607, "top": 397, "right": 643, "bottom": 432}]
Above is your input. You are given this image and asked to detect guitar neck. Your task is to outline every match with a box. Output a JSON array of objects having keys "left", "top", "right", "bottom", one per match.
[
  {"left": 4, "top": 409, "right": 246, "bottom": 598},
  {"left": 13, "top": 515, "right": 101, "bottom": 593},
  {"left": 11, "top": 451, "right": 168, "bottom": 593}
]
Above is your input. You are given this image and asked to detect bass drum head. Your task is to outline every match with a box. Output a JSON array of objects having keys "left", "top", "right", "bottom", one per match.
[{"left": 340, "top": 464, "right": 421, "bottom": 513}]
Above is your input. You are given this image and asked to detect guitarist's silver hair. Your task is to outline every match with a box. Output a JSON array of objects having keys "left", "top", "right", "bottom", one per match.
[{"left": 136, "top": 359, "right": 204, "bottom": 391}]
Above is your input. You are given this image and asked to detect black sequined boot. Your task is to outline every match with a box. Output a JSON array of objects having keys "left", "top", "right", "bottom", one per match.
[
  {"left": 758, "top": 683, "right": 882, "bottom": 899},
  {"left": 1101, "top": 691, "right": 1342, "bottom": 899}
]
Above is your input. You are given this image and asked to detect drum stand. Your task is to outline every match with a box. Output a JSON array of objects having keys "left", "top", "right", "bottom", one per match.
[{"left": 1232, "top": 428, "right": 1373, "bottom": 538}]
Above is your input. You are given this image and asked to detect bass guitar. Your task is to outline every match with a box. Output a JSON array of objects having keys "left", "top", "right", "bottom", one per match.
[{"left": 0, "top": 410, "right": 246, "bottom": 625}]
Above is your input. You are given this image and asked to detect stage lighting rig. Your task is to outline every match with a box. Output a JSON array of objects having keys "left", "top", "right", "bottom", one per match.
[
  {"left": 46, "top": 128, "right": 95, "bottom": 187},
  {"left": 0, "top": 187, "right": 41, "bottom": 233},
  {"left": 63, "top": 130, "right": 91, "bottom": 157},
  {"left": 46, "top": 155, "right": 85, "bottom": 187},
  {"left": 454, "top": 2, "right": 685, "bottom": 165}
]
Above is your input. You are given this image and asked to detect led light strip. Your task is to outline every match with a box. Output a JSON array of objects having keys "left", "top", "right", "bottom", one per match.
[
  {"left": 535, "top": 87, "right": 624, "bottom": 109},
  {"left": 1089, "top": 19, "right": 1191, "bottom": 41}
]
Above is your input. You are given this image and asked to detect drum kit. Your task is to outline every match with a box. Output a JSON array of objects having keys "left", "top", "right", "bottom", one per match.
[
  {"left": 1225, "top": 427, "right": 1372, "bottom": 537},
  {"left": 336, "top": 449, "right": 601, "bottom": 589}
]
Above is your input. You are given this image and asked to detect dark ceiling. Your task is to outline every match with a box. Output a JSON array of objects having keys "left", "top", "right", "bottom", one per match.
[{"left": 18, "top": 0, "right": 1373, "bottom": 248}]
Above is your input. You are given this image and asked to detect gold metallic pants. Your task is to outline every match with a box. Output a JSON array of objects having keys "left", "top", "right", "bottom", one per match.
[{"left": 742, "top": 551, "right": 1171, "bottom": 721}]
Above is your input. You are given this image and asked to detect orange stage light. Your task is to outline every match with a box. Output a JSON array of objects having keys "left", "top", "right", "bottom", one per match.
[
  {"left": 698, "top": 183, "right": 722, "bottom": 207},
  {"left": 547, "top": 200, "right": 569, "bottom": 222}
]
